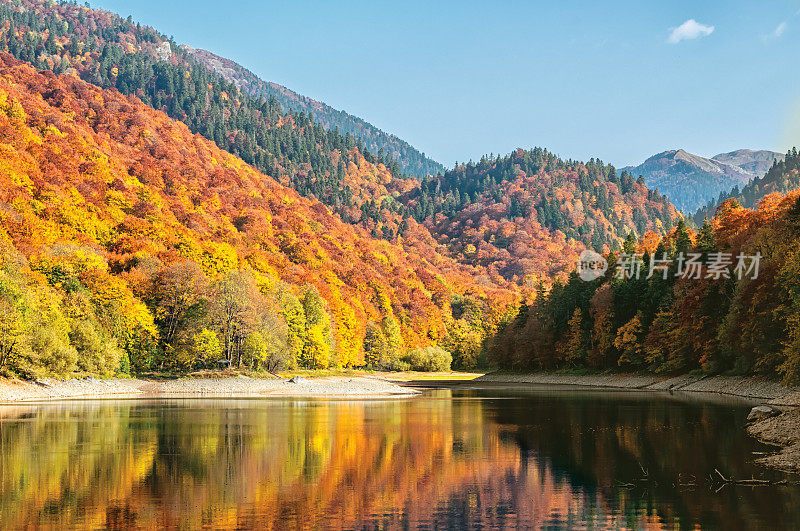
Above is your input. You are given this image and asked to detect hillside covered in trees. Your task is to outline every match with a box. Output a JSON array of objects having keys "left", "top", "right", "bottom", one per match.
[
  {"left": 0, "top": 0, "right": 421, "bottom": 235},
  {"left": 405, "top": 148, "right": 681, "bottom": 284},
  {"left": 0, "top": 53, "right": 516, "bottom": 378},
  {"left": 0, "top": 0, "right": 683, "bottom": 283},
  {"left": 490, "top": 185, "right": 800, "bottom": 384},
  {"left": 184, "top": 46, "right": 445, "bottom": 177},
  {"left": 0, "top": 0, "right": 700, "bottom": 381}
]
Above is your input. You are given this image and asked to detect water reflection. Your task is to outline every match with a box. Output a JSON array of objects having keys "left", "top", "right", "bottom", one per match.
[{"left": 0, "top": 390, "right": 798, "bottom": 529}]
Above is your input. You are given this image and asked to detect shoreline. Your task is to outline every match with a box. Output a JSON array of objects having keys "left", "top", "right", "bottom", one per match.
[
  {"left": 474, "top": 372, "right": 800, "bottom": 473},
  {"left": 0, "top": 375, "right": 421, "bottom": 402},
  {"left": 472, "top": 372, "right": 800, "bottom": 401},
  {"left": 6, "top": 371, "right": 800, "bottom": 472}
]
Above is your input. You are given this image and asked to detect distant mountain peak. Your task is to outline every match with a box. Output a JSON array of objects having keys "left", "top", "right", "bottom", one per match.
[
  {"left": 622, "top": 148, "right": 783, "bottom": 213},
  {"left": 711, "top": 149, "right": 783, "bottom": 176},
  {"left": 694, "top": 148, "right": 800, "bottom": 222}
]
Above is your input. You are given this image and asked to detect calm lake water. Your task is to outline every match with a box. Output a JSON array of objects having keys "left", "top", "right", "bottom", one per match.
[{"left": 1, "top": 387, "right": 799, "bottom": 529}]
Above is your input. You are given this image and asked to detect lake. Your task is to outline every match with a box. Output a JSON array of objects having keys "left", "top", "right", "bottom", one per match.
[{"left": 1, "top": 386, "right": 798, "bottom": 529}]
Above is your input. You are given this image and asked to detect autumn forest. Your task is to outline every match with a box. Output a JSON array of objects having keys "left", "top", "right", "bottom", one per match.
[{"left": 0, "top": 0, "right": 797, "bottom": 384}]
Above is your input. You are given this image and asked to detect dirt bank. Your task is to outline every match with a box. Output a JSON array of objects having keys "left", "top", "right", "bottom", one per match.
[{"left": 0, "top": 375, "right": 420, "bottom": 402}]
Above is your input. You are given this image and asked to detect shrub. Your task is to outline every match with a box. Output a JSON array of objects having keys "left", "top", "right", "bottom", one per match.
[
  {"left": 381, "top": 358, "right": 410, "bottom": 372},
  {"left": 402, "top": 346, "right": 452, "bottom": 372}
]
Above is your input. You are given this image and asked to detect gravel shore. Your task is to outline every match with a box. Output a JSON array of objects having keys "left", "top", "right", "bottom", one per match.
[
  {"left": 747, "top": 409, "right": 800, "bottom": 472},
  {"left": 0, "top": 375, "right": 421, "bottom": 402}
]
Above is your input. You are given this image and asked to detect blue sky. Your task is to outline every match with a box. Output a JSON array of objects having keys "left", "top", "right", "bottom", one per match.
[{"left": 92, "top": 0, "right": 800, "bottom": 168}]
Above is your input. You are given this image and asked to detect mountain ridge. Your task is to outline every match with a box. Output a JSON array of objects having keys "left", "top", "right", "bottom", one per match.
[
  {"left": 406, "top": 148, "right": 681, "bottom": 284},
  {"left": 0, "top": 0, "right": 428, "bottom": 239},
  {"left": 711, "top": 149, "right": 783, "bottom": 176},
  {"left": 182, "top": 46, "right": 445, "bottom": 177}
]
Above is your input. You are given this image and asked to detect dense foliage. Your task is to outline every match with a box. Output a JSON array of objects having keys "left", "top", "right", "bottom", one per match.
[
  {"left": 405, "top": 148, "right": 680, "bottom": 283},
  {"left": 185, "top": 47, "right": 445, "bottom": 177},
  {"left": 490, "top": 185, "right": 800, "bottom": 384},
  {"left": 0, "top": 54, "right": 513, "bottom": 377}
]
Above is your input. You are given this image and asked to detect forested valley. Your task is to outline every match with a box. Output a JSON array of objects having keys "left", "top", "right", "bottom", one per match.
[{"left": 0, "top": 0, "right": 797, "bottom": 384}]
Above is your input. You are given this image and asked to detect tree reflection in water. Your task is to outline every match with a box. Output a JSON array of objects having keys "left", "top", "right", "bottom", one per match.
[{"left": 0, "top": 390, "right": 798, "bottom": 529}]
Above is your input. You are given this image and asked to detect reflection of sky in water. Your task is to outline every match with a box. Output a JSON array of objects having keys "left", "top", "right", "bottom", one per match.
[{"left": 0, "top": 390, "right": 798, "bottom": 529}]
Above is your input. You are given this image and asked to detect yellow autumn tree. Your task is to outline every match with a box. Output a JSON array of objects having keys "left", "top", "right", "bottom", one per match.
[
  {"left": 560, "top": 308, "right": 586, "bottom": 366},
  {"left": 300, "top": 286, "right": 333, "bottom": 369},
  {"left": 615, "top": 313, "right": 644, "bottom": 367}
]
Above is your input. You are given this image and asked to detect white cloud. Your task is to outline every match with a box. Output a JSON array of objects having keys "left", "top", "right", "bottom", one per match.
[
  {"left": 667, "top": 19, "right": 715, "bottom": 44},
  {"left": 763, "top": 20, "right": 789, "bottom": 42}
]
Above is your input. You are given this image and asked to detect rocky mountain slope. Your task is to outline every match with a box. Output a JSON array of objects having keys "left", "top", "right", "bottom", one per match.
[{"left": 712, "top": 149, "right": 783, "bottom": 176}]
